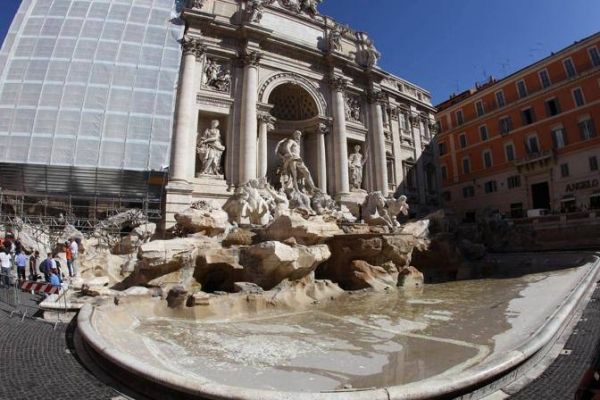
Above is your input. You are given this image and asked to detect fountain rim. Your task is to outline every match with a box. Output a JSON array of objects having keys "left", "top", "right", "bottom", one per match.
[{"left": 77, "top": 254, "right": 600, "bottom": 400}]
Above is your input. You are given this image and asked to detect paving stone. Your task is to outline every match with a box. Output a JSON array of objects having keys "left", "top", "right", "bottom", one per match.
[{"left": 510, "top": 286, "right": 600, "bottom": 399}]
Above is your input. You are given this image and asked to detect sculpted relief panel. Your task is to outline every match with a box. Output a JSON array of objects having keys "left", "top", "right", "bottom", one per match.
[{"left": 202, "top": 58, "right": 232, "bottom": 93}]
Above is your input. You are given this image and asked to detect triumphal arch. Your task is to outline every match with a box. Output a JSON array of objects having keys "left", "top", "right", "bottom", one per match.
[{"left": 165, "top": 0, "right": 438, "bottom": 226}]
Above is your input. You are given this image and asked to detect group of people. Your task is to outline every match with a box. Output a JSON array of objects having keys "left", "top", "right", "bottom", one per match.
[{"left": 0, "top": 236, "right": 79, "bottom": 289}]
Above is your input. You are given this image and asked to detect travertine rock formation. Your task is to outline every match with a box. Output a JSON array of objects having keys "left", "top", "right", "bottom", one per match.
[{"left": 263, "top": 213, "right": 342, "bottom": 245}]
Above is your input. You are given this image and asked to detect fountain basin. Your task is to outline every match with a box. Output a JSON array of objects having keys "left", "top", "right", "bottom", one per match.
[{"left": 78, "top": 253, "right": 599, "bottom": 399}]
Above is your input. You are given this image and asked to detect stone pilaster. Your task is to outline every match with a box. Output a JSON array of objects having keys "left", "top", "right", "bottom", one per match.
[
  {"left": 316, "top": 123, "right": 329, "bottom": 192},
  {"left": 170, "top": 36, "right": 205, "bottom": 185},
  {"left": 367, "top": 89, "right": 388, "bottom": 196},
  {"left": 329, "top": 75, "right": 350, "bottom": 197},
  {"left": 257, "top": 113, "right": 275, "bottom": 179},
  {"left": 238, "top": 50, "right": 261, "bottom": 185}
]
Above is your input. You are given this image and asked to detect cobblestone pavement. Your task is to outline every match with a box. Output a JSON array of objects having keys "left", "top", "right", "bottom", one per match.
[
  {"left": 510, "top": 285, "right": 600, "bottom": 399},
  {"left": 0, "top": 288, "right": 119, "bottom": 400},
  {"left": 0, "top": 284, "right": 599, "bottom": 400}
]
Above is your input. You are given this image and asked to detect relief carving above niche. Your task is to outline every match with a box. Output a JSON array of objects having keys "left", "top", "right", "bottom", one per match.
[
  {"left": 202, "top": 58, "right": 232, "bottom": 93},
  {"left": 345, "top": 95, "right": 362, "bottom": 123}
]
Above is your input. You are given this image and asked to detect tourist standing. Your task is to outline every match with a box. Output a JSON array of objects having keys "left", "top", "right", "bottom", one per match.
[
  {"left": 15, "top": 250, "right": 27, "bottom": 283},
  {"left": 42, "top": 253, "right": 55, "bottom": 283},
  {"left": 0, "top": 248, "right": 11, "bottom": 286},
  {"left": 68, "top": 239, "right": 79, "bottom": 277},
  {"left": 64, "top": 241, "right": 74, "bottom": 277},
  {"left": 29, "top": 250, "right": 39, "bottom": 281}
]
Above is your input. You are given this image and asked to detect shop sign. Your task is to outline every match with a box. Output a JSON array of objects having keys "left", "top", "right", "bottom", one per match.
[{"left": 566, "top": 179, "right": 599, "bottom": 192}]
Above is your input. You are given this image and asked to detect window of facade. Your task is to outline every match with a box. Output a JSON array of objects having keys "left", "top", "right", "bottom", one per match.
[
  {"left": 560, "top": 163, "right": 570, "bottom": 178},
  {"left": 484, "top": 180, "right": 497, "bottom": 193},
  {"left": 495, "top": 90, "right": 506, "bottom": 108},
  {"left": 462, "top": 186, "right": 475, "bottom": 198},
  {"left": 505, "top": 143, "right": 516, "bottom": 161},
  {"left": 498, "top": 116, "right": 513, "bottom": 135},
  {"left": 483, "top": 150, "right": 493, "bottom": 169},
  {"left": 475, "top": 100, "right": 485, "bottom": 117},
  {"left": 579, "top": 118, "right": 597, "bottom": 140},
  {"left": 563, "top": 58, "right": 577, "bottom": 78},
  {"left": 441, "top": 165, "right": 448, "bottom": 180},
  {"left": 479, "top": 125, "right": 489, "bottom": 141},
  {"left": 590, "top": 156, "right": 599, "bottom": 171},
  {"left": 462, "top": 157, "right": 471, "bottom": 174},
  {"left": 572, "top": 87, "right": 585, "bottom": 107},
  {"left": 526, "top": 135, "right": 540, "bottom": 154},
  {"left": 552, "top": 126, "right": 567, "bottom": 149},
  {"left": 591, "top": 195, "right": 600, "bottom": 210},
  {"left": 459, "top": 133, "right": 467, "bottom": 148},
  {"left": 507, "top": 175, "right": 521, "bottom": 189},
  {"left": 456, "top": 109, "right": 464, "bottom": 125},
  {"left": 517, "top": 80, "right": 528, "bottom": 98},
  {"left": 589, "top": 46, "right": 600, "bottom": 67},
  {"left": 545, "top": 98, "right": 561, "bottom": 117},
  {"left": 438, "top": 142, "right": 447, "bottom": 155},
  {"left": 539, "top": 69, "right": 551, "bottom": 89},
  {"left": 521, "top": 107, "right": 536, "bottom": 125}
]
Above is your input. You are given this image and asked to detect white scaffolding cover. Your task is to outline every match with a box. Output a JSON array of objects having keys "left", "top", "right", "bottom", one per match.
[{"left": 0, "top": 0, "right": 184, "bottom": 172}]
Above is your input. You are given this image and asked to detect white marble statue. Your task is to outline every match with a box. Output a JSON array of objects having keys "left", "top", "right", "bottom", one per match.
[
  {"left": 348, "top": 144, "right": 364, "bottom": 191},
  {"left": 386, "top": 195, "right": 410, "bottom": 221},
  {"left": 275, "top": 130, "right": 316, "bottom": 195},
  {"left": 362, "top": 191, "right": 400, "bottom": 229},
  {"left": 203, "top": 59, "right": 231, "bottom": 92},
  {"left": 197, "top": 120, "right": 225, "bottom": 175},
  {"left": 222, "top": 187, "right": 250, "bottom": 225}
]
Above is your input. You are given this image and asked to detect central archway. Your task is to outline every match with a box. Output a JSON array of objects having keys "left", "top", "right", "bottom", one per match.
[{"left": 260, "top": 75, "right": 327, "bottom": 191}]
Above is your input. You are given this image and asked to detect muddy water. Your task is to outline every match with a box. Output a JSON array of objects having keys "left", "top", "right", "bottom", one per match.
[{"left": 134, "top": 266, "right": 586, "bottom": 392}]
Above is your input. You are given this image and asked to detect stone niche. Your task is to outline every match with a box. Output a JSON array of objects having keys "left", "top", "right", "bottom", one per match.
[{"left": 192, "top": 113, "right": 230, "bottom": 203}]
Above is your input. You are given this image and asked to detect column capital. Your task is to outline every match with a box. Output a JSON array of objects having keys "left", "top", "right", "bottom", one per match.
[
  {"left": 328, "top": 75, "right": 348, "bottom": 92},
  {"left": 239, "top": 50, "right": 262, "bottom": 67},
  {"left": 258, "top": 113, "right": 276, "bottom": 130},
  {"left": 317, "top": 122, "right": 330, "bottom": 135},
  {"left": 409, "top": 112, "right": 421, "bottom": 128},
  {"left": 366, "top": 89, "right": 386, "bottom": 105},
  {"left": 182, "top": 35, "right": 206, "bottom": 58}
]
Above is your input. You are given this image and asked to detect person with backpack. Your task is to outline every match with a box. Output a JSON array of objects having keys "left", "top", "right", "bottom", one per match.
[{"left": 40, "top": 253, "right": 55, "bottom": 283}]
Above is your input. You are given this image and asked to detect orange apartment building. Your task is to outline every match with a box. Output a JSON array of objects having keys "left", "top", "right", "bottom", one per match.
[{"left": 435, "top": 32, "right": 600, "bottom": 221}]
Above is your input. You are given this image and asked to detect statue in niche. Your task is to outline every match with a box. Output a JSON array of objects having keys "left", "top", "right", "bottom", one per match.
[
  {"left": 345, "top": 96, "right": 361, "bottom": 122},
  {"left": 348, "top": 144, "right": 365, "bottom": 191},
  {"left": 275, "top": 130, "right": 316, "bottom": 195},
  {"left": 196, "top": 120, "right": 225, "bottom": 176},
  {"left": 203, "top": 59, "right": 231, "bottom": 92}
]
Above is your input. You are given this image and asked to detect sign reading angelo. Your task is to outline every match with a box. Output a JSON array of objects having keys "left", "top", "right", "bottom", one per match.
[{"left": 565, "top": 179, "right": 599, "bottom": 192}]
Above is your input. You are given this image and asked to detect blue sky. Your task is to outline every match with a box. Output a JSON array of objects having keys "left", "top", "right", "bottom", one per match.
[{"left": 1, "top": 0, "right": 599, "bottom": 105}]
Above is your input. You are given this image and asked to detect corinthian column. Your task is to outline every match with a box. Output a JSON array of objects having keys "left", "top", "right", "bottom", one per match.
[
  {"left": 238, "top": 50, "right": 261, "bottom": 185},
  {"left": 170, "top": 36, "right": 204, "bottom": 184},
  {"left": 257, "top": 113, "right": 275, "bottom": 179},
  {"left": 329, "top": 75, "right": 350, "bottom": 196},
  {"left": 367, "top": 89, "right": 388, "bottom": 196},
  {"left": 316, "top": 123, "right": 328, "bottom": 192}
]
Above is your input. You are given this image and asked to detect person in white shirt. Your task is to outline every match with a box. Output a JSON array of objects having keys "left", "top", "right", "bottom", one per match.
[
  {"left": 0, "top": 249, "right": 12, "bottom": 286},
  {"left": 68, "top": 239, "right": 79, "bottom": 277}
]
